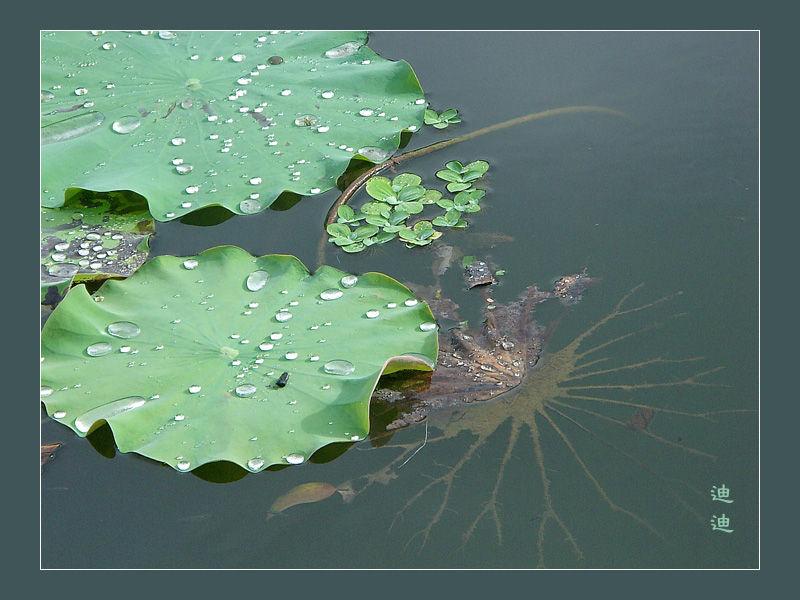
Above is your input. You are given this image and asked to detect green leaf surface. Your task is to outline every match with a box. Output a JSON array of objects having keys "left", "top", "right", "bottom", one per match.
[
  {"left": 41, "top": 31, "right": 425, "bottom": 221},
  {"left": 435, "top": 169, "right": 462, "bottom": 183},
  {"left": 41, "top": 190, "right": 154, "bottom": 303},
  {"left": 40, "top": 247, "right": 438, "bottom": 472},
  {"left": 365, "top": 177, "right": 397, "bottom": 202}
]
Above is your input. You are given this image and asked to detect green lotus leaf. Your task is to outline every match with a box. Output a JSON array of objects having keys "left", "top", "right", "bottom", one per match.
[
  {"left": 40, "top": 246, "right": 438, "bottom": 472},
  {"left": 41, "top": 31, "right": 426, "bottom": 221},
  {"left": 41, "top": 189, "right": 154, "bottom": 304}
]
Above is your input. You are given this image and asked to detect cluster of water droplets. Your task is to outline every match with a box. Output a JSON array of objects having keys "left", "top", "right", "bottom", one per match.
[
  {"left": 43, "top": 247, "right": 437, "bottom": 473},
  {"left": 43, "top": 30, "right": 426, "bottom": 221}
]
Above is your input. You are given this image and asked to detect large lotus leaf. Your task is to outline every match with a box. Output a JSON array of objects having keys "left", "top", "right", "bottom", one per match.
[
  {"left": 41, "top": 189, "right": 154, "bottom": 304},
  {"left": 40, "top": 246, "right": 438, "bottom": 472},
  {"left": 41, "top": 31, "right": 426, "bottom": 221}
]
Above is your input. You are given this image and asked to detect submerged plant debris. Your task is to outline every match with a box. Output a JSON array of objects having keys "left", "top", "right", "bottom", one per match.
[
  {"left": 332, "top": 277, "right": 749, "bottom": 567},
  {"left": 40, "top": 443, "right": 62, "bottom": 469}
]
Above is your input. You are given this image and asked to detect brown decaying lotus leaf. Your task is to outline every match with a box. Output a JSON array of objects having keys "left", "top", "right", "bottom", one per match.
[{"left": 267, "top": 482, "right": 352, "bottom": 520}]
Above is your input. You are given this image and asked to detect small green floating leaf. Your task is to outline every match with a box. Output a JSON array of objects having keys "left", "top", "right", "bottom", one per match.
[
  {"left": 40, "top": 247, "right": 438, "bottom": 472},
  {"left": 365, "top": 177, "right": 397, "bottom": 202},
  {"left": 423, "top": 108, "right": 461, "bottom": 129}
]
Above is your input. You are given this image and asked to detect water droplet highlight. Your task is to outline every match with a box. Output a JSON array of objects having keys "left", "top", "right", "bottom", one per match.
[
  {"left": 188, "top": 385, "right": 201, "bottom": 394},
  {"left": 323, "top": 360, "right": 355, "bottom": 375},
  {"left": 357, "top": 147, "right": 389, "bottom": 162},
  {"left": 41, "top": 111, "right": 105, "bottom": 146},
  {"left": 235, "top": 198, "right": 261, "bottom": 214},
  {"left": 420, "top": 322, "right": 437, "bottom": 332},
  {"left": 366, "top": 310, "right": 380, "bottom": 319},
  {"left": 325, "top": 41, "right": 361, "bottom": 58},
  {"left": 276, "top": 311, "right": 292, "bottom": 322},
  {"left": 246, "top": 270, "right": 269, "bottom": 291},
  {"left": 111, "top": 115, "right": 141, "bottom": 134},
  {"left": 247, "top": 458, "right": 265, "bottom": 471},
  {"left": 294, "top": 114, "right": 319, "bottom": 127},
  {"left": 86, "top": 342, "right": 113, "bottom": 357},
  {"left": 74, "top": 396, "right": 146, "bottom": 433},
  {"left": 235, "top": 384, "right": 257, "bottom": 398},
  {"left": 340, "top": 275, "right": 358, "bottom": 288},
  {"left": 107, "top": 321, "right": 141, "bottom": 339},
  {"left": 182, "top": 259, "right": 198, "bottom": 270},
  {"left": 320, "top": 289, "right": 343, "bottom": 301},
  {"left": 47, "top": 263, "right": 79, "bottom": 278},
  {"left": 284, "top": 453, "right": 305, "bottom": 465}
]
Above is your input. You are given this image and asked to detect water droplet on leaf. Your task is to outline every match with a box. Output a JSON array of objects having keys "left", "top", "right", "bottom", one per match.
[
  {"left": 47, "top": 263, "right": 79, "bottom": 278},
  {"left": 86, "top": 342, "right": 113, "bottom": 357},
  {"left": 111, "top": 115, "right": 141, "bottom": 134},
  {"left": 325, "top": 41, "right": 361, "bottom": 58},
  {"left": 284, "top": 453, "right": 305, "bottom": 465},
  {"left": 340, "top": 275, "right": 358, "bottom": 288},
  {"left": 320, "top": 289, "right": 343, "bottom": 300},
  {"left": 75, "top": 396, "right": 146, "bottom": 433},
  {"left": 239, "top": 199, "right": 261, "bottom": 213},
  {"left": 41, "top": 111, "right": 104, "bottom": 146},
  {"left": 246, "top": 270, "right": 269, "bottom": 291},
  {"left": 323, "top": 360, "right": 355, "bottom": 375},
  {"left": 107, "top": 321, "right": 141, "bottom": 339},
  {"left": 247, "top": 458, "right": 265, "bottom": 471},
  {"left": 235, "top": 384, "right": 257, "bottom": 398}
]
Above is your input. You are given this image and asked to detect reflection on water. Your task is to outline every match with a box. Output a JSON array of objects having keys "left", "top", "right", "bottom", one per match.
[
  {"left": 339, "top": 285, "right": 751, "bottom": 567},
  {"left": 41, "top": 30, "right": 758, "bottom": 569}
]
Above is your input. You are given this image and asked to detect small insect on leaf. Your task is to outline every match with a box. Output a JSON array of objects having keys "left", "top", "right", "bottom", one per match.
[{"left": 276, "top": 372, "right": 290, "bottom": 388}]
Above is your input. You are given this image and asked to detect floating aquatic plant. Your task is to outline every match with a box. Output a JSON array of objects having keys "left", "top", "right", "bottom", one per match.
[
  {"left": 41, "top": 31, "right": 426, "bottom": 221},
  {"left": 40, "top": 246, "right": 438, "bottom": 472},
  {"left": 325, "top": 166, "right": 486, "bottom": 253},
  {"left": 423, "top": 108, "right": 461, "bottom": 129}
]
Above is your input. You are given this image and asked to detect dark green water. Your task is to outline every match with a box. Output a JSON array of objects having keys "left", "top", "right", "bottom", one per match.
[{"left": 40, "top": 31, "right": 758, "bottom": 569}]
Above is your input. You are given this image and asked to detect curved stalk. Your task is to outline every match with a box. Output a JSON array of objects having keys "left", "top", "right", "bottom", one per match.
[{"left": 318, "top": 105, "right": 632, "bottom": 266}]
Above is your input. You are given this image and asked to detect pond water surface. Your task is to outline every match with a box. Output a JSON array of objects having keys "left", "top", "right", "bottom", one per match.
[{"left": 41, "top": 31, "right": 758, "bottom": 569}]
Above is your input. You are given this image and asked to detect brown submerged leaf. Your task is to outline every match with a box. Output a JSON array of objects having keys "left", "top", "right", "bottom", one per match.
[
  {"left": 266, "top": 482, "right": 350, "bottom": 520},
  {"left": 626, "top": 407, "right": 656, "bottom": 430},
  {"left": 370, "top": 269, "right": 597, "bottom": 433},
  {"left": 41, "top": 443, "right": 61, "bottom": 469}
]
